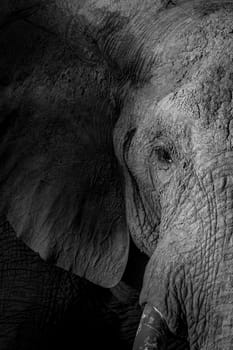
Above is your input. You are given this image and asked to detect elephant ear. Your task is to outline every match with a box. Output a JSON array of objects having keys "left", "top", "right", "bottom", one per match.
[
  {"left": 0, "top": 8, "right": 130, "bottom": 288},
  {"left": 0, "top": 0, "right": 168, "bottom": 288},
  {"left": 3, "top": 108, "right": 128, "bottom": 287}
]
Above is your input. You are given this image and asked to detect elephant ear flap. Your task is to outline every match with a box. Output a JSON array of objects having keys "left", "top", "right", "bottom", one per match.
[
  {"left": 69, "top": 192, "right": 129, "bottom": 287},
  {"left": 7, "top": 135, "right": 129, "bottom": 288},
  {"left": 51, "top": 172, "right": 130, "bottom": 288},
  {"left": 50, "top": 176, "right": 129, "bottom": 288}
]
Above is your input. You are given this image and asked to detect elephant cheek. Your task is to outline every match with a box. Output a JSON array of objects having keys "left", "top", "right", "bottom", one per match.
[{"left": 133, "top": 303, "right": 168, "bottom": 350}]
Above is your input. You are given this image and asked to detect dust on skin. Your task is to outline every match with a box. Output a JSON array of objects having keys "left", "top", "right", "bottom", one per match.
[{"left": 127, "top": 42, "right": 233, "bottom": 179}]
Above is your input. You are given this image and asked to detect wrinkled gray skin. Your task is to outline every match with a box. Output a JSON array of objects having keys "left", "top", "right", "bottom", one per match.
[{"left": 2, "top": 0, "right": 233, "bottom": 349}]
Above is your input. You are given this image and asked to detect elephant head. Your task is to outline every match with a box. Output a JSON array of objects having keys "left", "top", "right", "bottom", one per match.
[
  {"left": 108, "top": 0, "right": 233, "bottom": 348},
  {"left": 3, "top": 0, "right": 233, "bottom": 349}
]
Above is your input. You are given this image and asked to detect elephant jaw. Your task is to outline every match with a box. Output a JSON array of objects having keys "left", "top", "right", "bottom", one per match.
[{"left": 133, "top": 303, "right": 168, "bottom": 350}]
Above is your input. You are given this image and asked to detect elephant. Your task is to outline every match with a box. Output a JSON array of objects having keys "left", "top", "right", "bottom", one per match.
[{"left": 2, "top": 0, "right": 233, "bottom": 349}]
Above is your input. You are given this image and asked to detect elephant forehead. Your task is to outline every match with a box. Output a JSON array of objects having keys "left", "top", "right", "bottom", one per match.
[
  {"left": 135, "top": 54, "right": 233, "bottom": 129},
  {"left": 129, "top": 6, "right": 233, "bottom": 124},
  {"left": 135, "top": 66, "right": 233, "bottom": 161},
  {"left": 116, "top": 3, "right": 233, "bottom": 156},
  {"left": 168, "top": 62, "right": 233, "bottom": 127},
  {"left": 148, "top": 4, "right": 233, "bottom": 102}
]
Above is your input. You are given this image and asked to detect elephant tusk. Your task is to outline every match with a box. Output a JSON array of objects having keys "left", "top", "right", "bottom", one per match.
[{"left": 133, "top": 303, "right": 168, "bottom": 350}]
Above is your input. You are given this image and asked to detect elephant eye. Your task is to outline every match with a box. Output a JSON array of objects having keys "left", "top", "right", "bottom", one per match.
[{"left": 155, "top": 147, "right": 173, "bottom": 170}]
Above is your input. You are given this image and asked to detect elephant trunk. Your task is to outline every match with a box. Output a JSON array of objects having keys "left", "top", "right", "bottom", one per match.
[
  {"left": 135, "top": 163, "right": 233, "bottom": 349},
  {"left": 197, "top": 171, "right": 233, "bottom": 349},
  {"left": 133, "top": 304, "right": 168, "bottom": 350}
]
